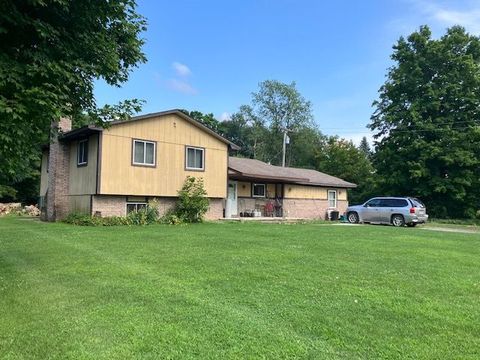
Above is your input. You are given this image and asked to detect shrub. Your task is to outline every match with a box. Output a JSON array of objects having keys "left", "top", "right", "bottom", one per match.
[
  {"left": 63, "top": 213, "right": 102, "bottom": 226},
  {"left": 174, "top": 176, "right": 209, "bottom": 223},
  {"left": 159, "top": 211, "right": 183, "bottom": 225},
  {"left": 126, "top": 204, "right": 159, "bottom": 225}
]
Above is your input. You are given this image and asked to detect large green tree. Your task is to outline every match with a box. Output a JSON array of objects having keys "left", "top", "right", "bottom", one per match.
[
  {"left": 315, "top": 136, "right": 376, "bottom": 204},
  {"left": 231, "top": 80, "right": 314, "bottom": 165},
  {"left": 0, "top": 0, "right": 146, "bottom": 188},
  {"left": 370, "top": 26, "right": 480, "bottom": 218}
]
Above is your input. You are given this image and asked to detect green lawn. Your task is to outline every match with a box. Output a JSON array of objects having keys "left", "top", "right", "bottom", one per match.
[{"left": 0, "top": 217, "right": 479, "bottom": 359}]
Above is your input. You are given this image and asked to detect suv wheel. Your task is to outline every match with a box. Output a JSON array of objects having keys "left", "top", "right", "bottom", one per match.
[
  {"left": 347, "top": 212, "right": 359, "bottom": 224},
  {"left": 391, "top": 214, "right": 405, "bottom": 227}
]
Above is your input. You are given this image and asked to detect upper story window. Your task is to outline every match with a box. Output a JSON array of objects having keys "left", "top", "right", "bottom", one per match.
[
  {"left": 252, "top": 183, "right": 266, "bottom": 198},
  {"left": 77, "top": 139, "right": 88, "bottom": 166},
  {"left": 133, "top": 139, "right": 155, "bottom": 166},
  {"left": 185, "top": 146, "right": 204, "bottom": 170},
  {"left": 328, "top": 190, "right": 337, "bottom": 208}
]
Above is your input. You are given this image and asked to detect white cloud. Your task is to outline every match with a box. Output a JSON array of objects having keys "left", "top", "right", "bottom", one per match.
[
  {"left": 172, "top": 62, "right": 192, "bottom": 77},
  {"left": 407, "top": 0, "right": 480, "bottom": 34},
  {"left": 219, "top": 112, "right": 231, "bottom": 121},
  {"left": 167, "top": 78, "right": 198, "bottom": 95}
]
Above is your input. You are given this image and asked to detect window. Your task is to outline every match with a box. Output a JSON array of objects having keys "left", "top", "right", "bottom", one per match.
[
  {"left": 328, "top": 190, "right": 337, "bottom": 208},
  {"left": 185, "top": 146, "right": 204, "bottom": 170},
  {"left": 382, "top": 199, "right": 408, "bottom": 208},
  {"left": 364, "top": 199, "right": 382, "bottom": 207},
  {"left": 410, "top": 198, "right": 425, "bottom": 208},
  {"left": 77, "top": 139, "right": 88, "bottom": 166},
  {"left": 252, "top": 183, "right": 266, "bottom": 198},
  {"left": 133, "top": 140, "right": 155, "bottom": 166},
  {"left": 126, "top": 203, "right": 147, "bottom": 214}
]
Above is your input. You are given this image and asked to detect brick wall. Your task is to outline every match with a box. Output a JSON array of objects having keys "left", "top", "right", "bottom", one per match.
[
  {"left": 205, "top": 198, "right": 224, "bottom": 220},
  {"left": 44, "top": 118, "right": 72, "bottom": 221},
  {"left": 91, "top": 196, "right": 126, "bottom": 217},
  {"left": 282, "top": 199, "right": 349, "bottom": 219},
  {"left": 91, "top": 195, "right": 225, "bottom": 220}
]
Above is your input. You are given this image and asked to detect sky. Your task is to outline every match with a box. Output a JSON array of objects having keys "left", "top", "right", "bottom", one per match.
[{"left": 94, "top": 0, "right": 480, "bottom": 144}]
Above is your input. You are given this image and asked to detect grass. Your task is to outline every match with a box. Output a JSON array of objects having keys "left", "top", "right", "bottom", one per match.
[{"left": 0, "top": 217, "right": 479, "bottom": 359}]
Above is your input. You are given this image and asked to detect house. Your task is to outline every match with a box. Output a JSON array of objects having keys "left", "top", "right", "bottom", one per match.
[{"left": 40, "top": 109, "right": 356, "bottom": 221}]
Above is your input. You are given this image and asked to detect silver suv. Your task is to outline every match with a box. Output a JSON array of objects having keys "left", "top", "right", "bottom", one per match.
[{"left": 345, "top": 197, "right": 428, "bottom": 227}]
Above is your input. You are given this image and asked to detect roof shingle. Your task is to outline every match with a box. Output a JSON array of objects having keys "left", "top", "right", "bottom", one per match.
[{"left": 228, "top": 157, "right": 356, "bottom": 188}]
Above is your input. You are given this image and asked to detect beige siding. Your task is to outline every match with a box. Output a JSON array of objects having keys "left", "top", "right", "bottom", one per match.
[
  {"left": 237, "top": 181, "right": 251, "bottom": 197},
  {"left": 284, "top": 184, "right": 349, "bottom": 201},
  {"left": 99, "top": 114, "right": 228, "bottom": 198},
  {"left": 69, "top": 195, "right": 91, "bottom": 214},
  {"left": 237, "top": 181, "right": 277, "bottom": 198},
  {"left": 69, "top": 134, "right": 98, "bottom": 195},
  {"left": 266, "top": 183, "right": 276, "bottom": 198},
  {"left": 284, "top": 184, "right": 327, "bottom": 199},
  {"left": 40, "top": 151, "right": 49, "bottom": 196}
]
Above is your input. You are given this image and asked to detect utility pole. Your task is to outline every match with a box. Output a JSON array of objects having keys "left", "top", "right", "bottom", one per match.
[{"left": 281, "top": 127, "right": 292, "bottom": 167}]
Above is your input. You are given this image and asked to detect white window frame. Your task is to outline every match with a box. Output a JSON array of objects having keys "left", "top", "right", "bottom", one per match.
[
  {"left": 126, "top": 202, "right": 148, "bottom": 214},
  {"left": 328, "top": 190, "right": 337, "bottom": 208},
  {"left": 252, "top": 183, "right": 266, "bottom": 198},
  {"left": 77, "top": 139, "right": 88, "bottom": 166},
  {"left": 132, "top": 139, "right": 156, "bottom": 166},
  {"left": 185, "top": 146, "right": 205, "bottom": 171}
]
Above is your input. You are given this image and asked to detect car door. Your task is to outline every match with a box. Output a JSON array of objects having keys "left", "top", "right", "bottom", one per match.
[
  {"left": 377, "top": 198, "right": 393, "bottom": 223},
  {"left": 362, "top": 199, "right": 381, "bottom": 222}
]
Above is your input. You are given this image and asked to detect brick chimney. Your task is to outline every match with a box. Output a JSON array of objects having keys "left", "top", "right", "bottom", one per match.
[{"left": 45, "top": 117, "right": 72, "bottom": 221}]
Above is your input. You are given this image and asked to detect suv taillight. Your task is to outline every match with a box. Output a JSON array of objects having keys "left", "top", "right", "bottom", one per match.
[{"left": 410, "top": 208, "right": 415, "bottom": 214}]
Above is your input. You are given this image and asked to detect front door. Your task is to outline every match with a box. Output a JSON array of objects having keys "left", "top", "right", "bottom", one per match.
[{"left": 226, "top": 181, "right": 238, "bottom": 217}]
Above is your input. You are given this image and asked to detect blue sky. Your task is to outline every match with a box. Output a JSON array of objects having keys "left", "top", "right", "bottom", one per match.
[{"left": 94, "top": 0, "right": 480, "bottom": 144}]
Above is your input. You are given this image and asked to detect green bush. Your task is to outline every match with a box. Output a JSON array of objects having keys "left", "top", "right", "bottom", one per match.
[
  {"left": 126, "top": 205, "right": 158, "bottom": 225},
  {"left": 174, "top": 176, "right": 209, "bottom": 223},
  {"left": 63, "top": 206, "right": 159, "bottom": 227},
  {"left": 63, "top": 213, "right": 103, "bottom": 226},
  {"left": 159, "top": 211, "right": 183, "bottom": 225}
]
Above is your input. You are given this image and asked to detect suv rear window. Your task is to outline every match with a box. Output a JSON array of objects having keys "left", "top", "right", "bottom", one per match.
[
  {"left": 410, "top": 198, "right": 425, "bottom": 208},
  {"left": 381, "top": 199, "right": 409, "bottom": 207}
]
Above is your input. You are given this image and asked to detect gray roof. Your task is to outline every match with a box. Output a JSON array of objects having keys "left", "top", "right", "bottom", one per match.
[{"left": 228, "top": 157, "right": 357, "bottom": 188}]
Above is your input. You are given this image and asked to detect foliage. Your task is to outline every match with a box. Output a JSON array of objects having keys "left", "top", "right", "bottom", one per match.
[
  {"left": 180, "top": 109, "right": 221, "bottom": 132},
  {"left": 1, "top": 216, "right": 479, "bottom": 358},
  {"left": 358, "top": 136, "right": 372, "bottom": 159},
  {"left": 0, "top": 0, "right": 147, "bottom": 183},
  {"left": 64, "top": 202, "right": 159, "bottom": 226},
  {"left": 315, "top": 136, "right": 377, "bottom": 204},
  {"left": 0, "top": 185, "right": 17, "bottom": 202},
  {"left": 223, "top": 80, "right": 316, "bottom": 166},
  {"left": 174, "top": 176, "right": 209, "bottom": 223},
  {"left": 370, "top": 26, "right": 480, "bottom": 218},
  {"left": 159, "top": 212, "right": 183, "bottom": 225},
  {"left": 126, "top": 204, "right": 159, "bottom": 225},
  {"left": 221, "top": 105, "right": 270, "bottom": 160}
]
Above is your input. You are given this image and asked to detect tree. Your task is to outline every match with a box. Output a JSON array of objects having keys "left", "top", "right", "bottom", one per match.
[
  {"left": 174, "top": 176, "right": 209, "bottom": 223},
  {"left": 358, "top": 136, "right": 372, "bottom": 158},
  {"left": 221, "top": 105, "right": 269, "bottom": 159},
  {"left": 370, "top": 26, "right": 480, "bottom": 218},
  {"left": 180, "top": 110, "right": 221, "bottom": 132},
  {"left": 315, "top": 136, "right": 376, "bottom": 204},
  {"left": 0, "top": 0, "right": 147, "bottom": 185},
  {"left": 230, "top": 80, "right": 314, "bottom": 165}
]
